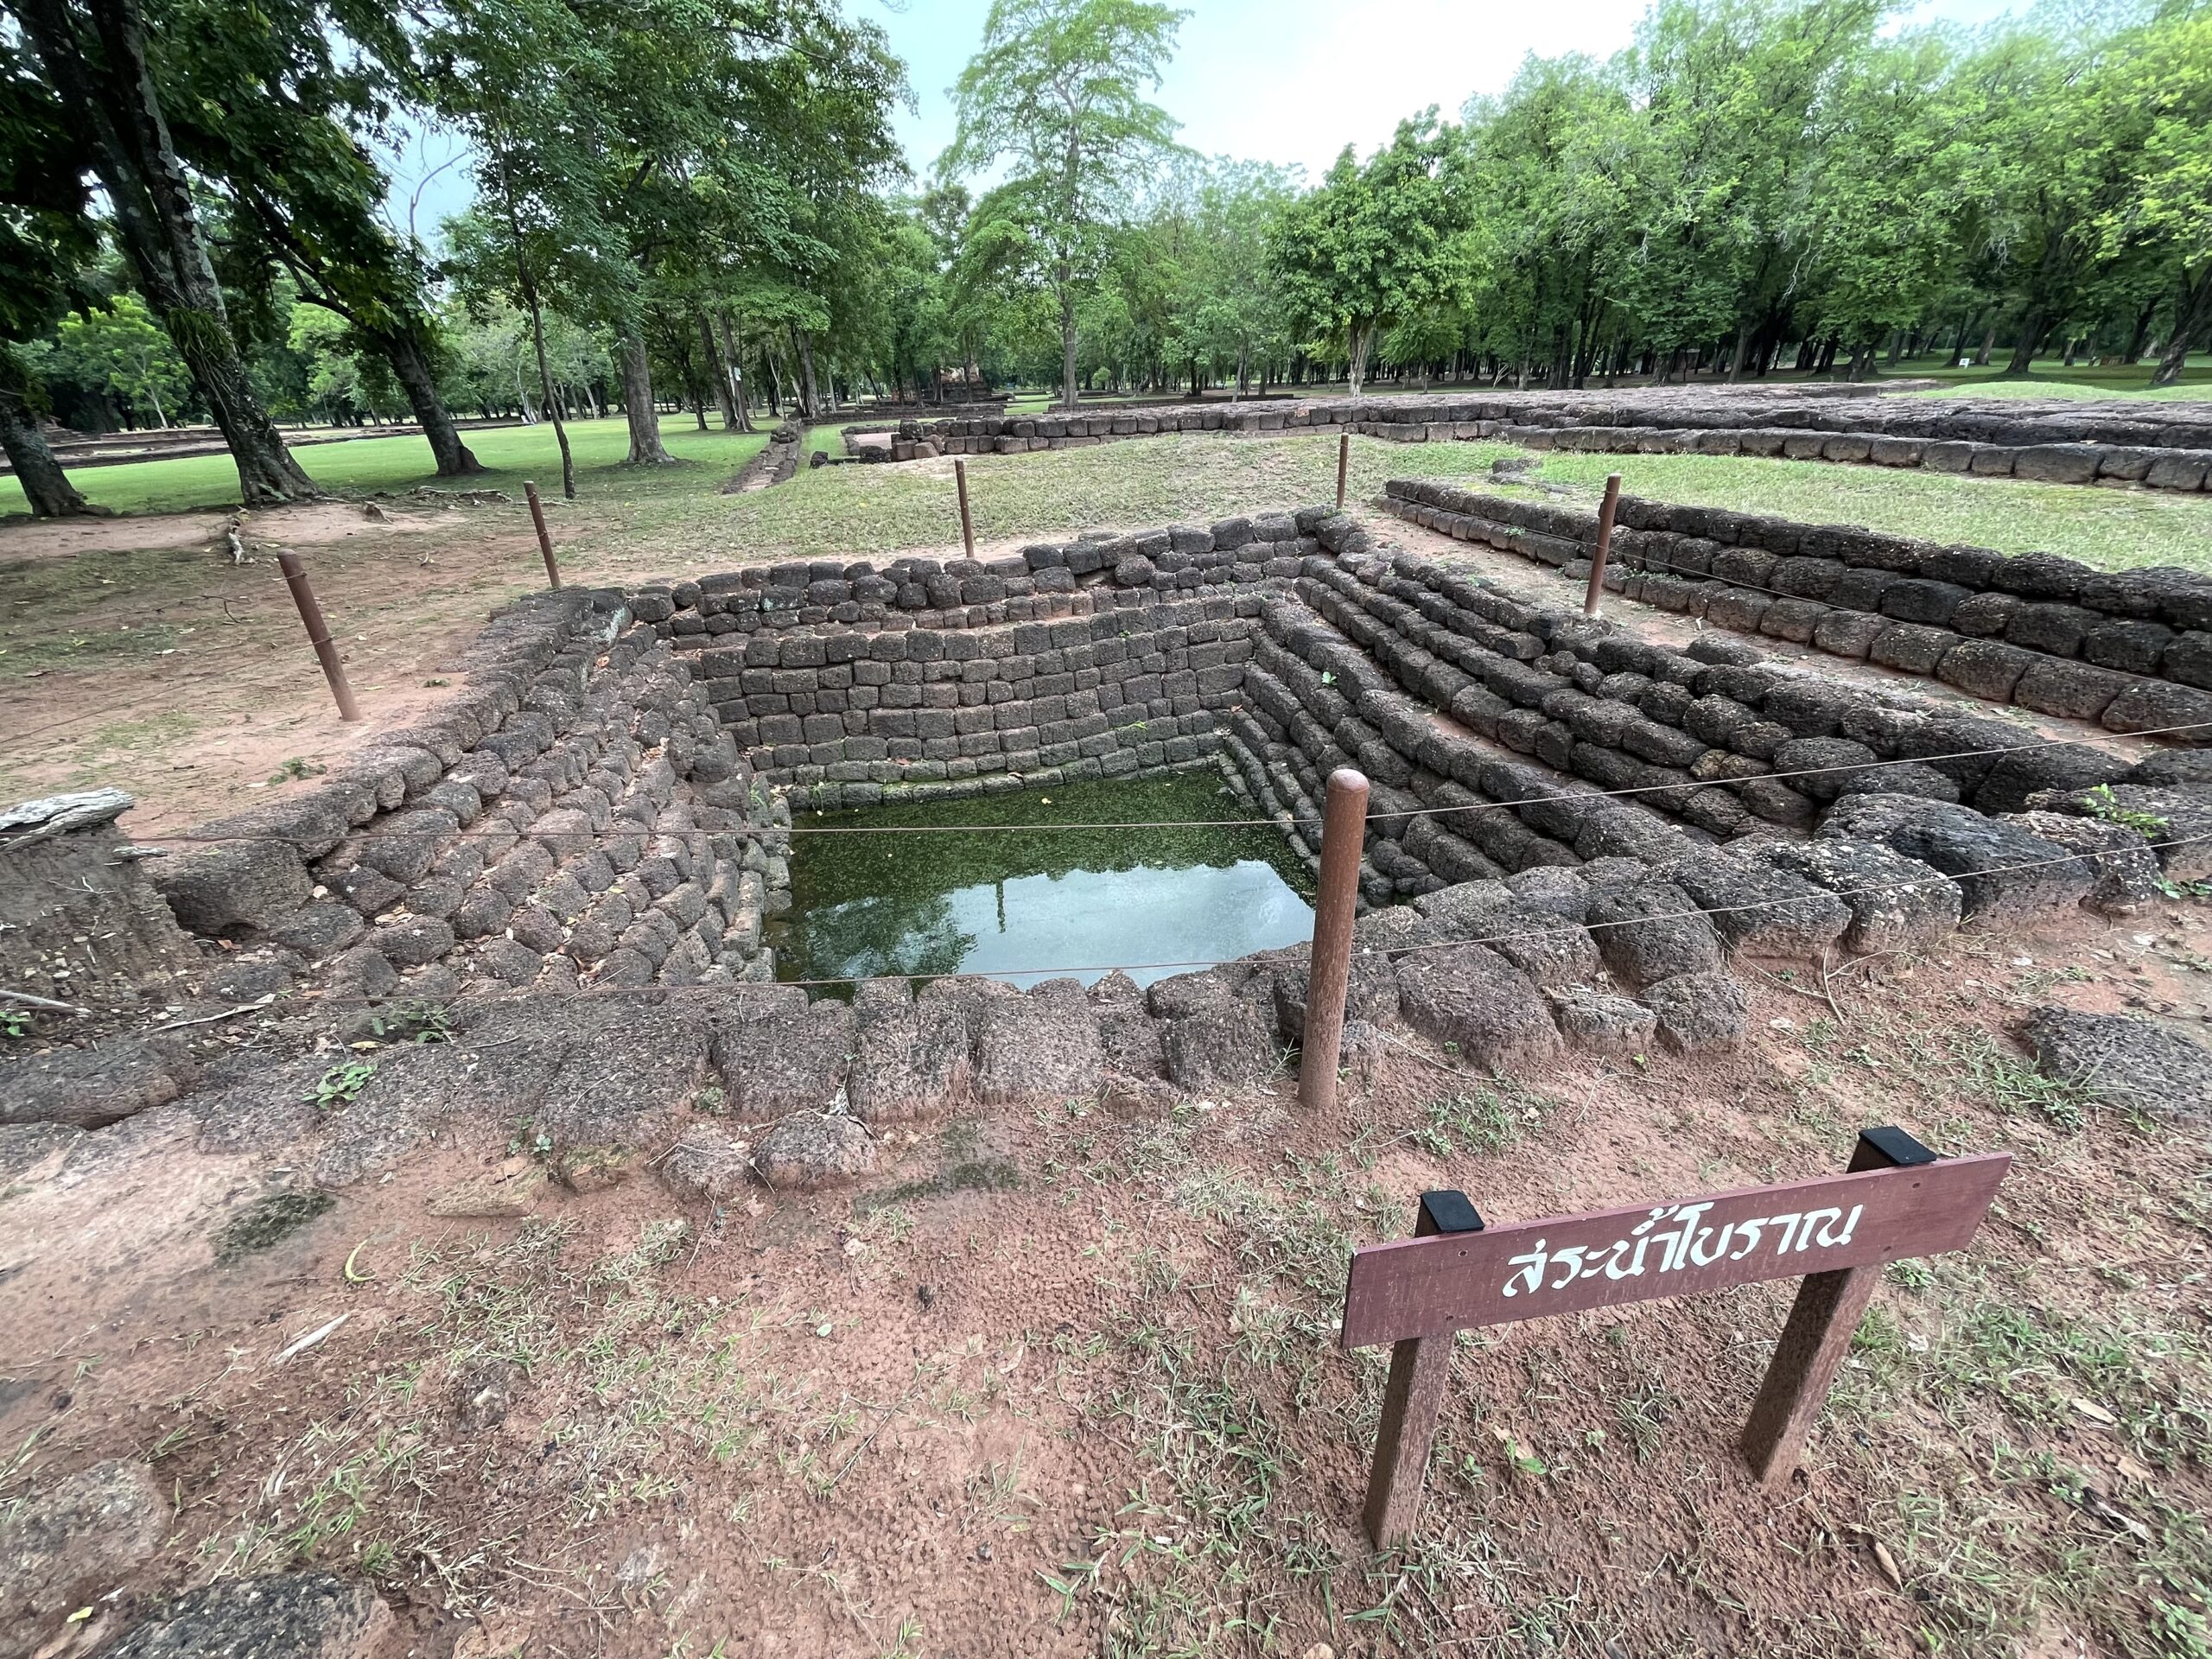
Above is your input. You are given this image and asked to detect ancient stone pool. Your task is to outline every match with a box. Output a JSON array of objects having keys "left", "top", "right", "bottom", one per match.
[{"left": 768, "top": 772, "right": 1316, "bottom": 989}]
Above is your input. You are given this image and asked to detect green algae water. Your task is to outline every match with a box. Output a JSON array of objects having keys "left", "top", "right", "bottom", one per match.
[{"left": 771, "top": 771, "right": 1317, "bottom": 990}]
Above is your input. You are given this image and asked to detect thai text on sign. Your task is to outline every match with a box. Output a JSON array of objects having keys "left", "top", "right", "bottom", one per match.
[{"left": 1342, "top": 1153, "right": 2010, "bottom": 1350}]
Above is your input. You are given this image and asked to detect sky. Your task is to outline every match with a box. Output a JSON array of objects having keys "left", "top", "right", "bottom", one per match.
[
  {"left": 862, "top": 0, "right": 2025, "bottom": 183},
  {"left": 387, "top": 0, "right": 2029, "bottom": 241}
]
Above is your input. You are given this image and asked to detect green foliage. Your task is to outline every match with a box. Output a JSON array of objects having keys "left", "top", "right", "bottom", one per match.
[
  {"left": 54, "top": 296, "right": 193, "bottom": 428},
  {"left": 309, "top": 1061, "right": 378, "bottom": 1112},
  {"left": 942, "top": 0, "right": 1186, "bottom": 407},
  {"left": 1270, "top": 118, "right": 1470, "bottom": 393}
]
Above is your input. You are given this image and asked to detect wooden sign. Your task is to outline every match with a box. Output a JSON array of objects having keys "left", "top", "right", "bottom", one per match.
[{"left": 1342, "top": 1128, "right": 2010, "bottom": 1545}]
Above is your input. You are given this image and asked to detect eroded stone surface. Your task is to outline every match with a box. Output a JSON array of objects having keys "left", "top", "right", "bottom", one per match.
[
  {"left": 1753, "top": 838, "right": 1962, "bottom": 955},
  {"left": 1643, "top": 969, "right": 1752, "bottom": 1053},
  {"left": 92, "top": 1572, "right": 391, "bottom": 1659},
  {"left": 1, "top": 1459, "right": 167, "bottom": 1649},
  {"left": 2024, "top": 1007, "right": 2212, "bottom": 1121},
  {"left": 753, "top": 1112, "right": 876, "bottom": 1190},
  {"left": 1549, "top": 986, "right": 1657, "bottom": 1056},
  {"left": 1395, "top": 945, "right": 1560, "bottom": 1071},
  {"left": 0, "top": 1035, "right": 195, "bottom": 1130},
  {"left": 974, "top": 981, "right": 1103, "bottom": 1103}
]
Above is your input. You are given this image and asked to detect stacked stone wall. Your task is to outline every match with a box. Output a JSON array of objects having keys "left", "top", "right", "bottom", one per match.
[
  {"left": 142, "top": 589, "right": 794, "bottom": 1002},
  {"left": 840, "top": 387, "right": 2212, "bottom": 493},
  {"left": 14, "top": 500, "right": 2209, "bottom": 1181},
  {"left": 1382, "top": 480, "right": 2212, "bottom": 740}
]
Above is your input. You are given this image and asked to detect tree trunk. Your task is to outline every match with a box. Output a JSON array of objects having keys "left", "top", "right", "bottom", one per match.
[
  {"left": 16, "top": 0, "right": 320, "bottom": 506},
  {"left": 791, "top": 325, "right": 820, "bottom": 422},
  {"left": 715, "top": 310, "right": 753, "bottom": 431},
  {"left": 2123, "top": 296, "right": 2160, "bottom": 364},
  {"left": 702, "top": 315, "right": 740, "bottom": 429},
  {"left": 374, "top": 323, "right": 481, "bottom": 475},
  {"left": 2003, "top": 308, "right": 2045, "bottom": 377},
  {"left": 1726, "top": 319, "right": 1753, "bottom": 384},
  {"left": 1947, "top": 312, "right": 1976, "bottom": 369},
  {"left": 0, "top": 373, "right": 100, "bottom": 518},
  {"left": 511, "top": 222, "right": 574, "bottom": 499},
  {"left": 1348, "top": 321, "right": 1376, "bottom": 396},
  {"left": 1058, "top": 276, "right": 1078, "bottom": 410},
  {"left": 1974, "top": 320, "right": 1996, "bottom": 366},
  {"left": 1848, "top": 342, "right": 1875, "bottom": 381},
  {"left": 617, "top": 332, "right": 676, "bottom": 464},
  {"left": 2153, "top": 267, "right": 2212, "bottom": 388}
]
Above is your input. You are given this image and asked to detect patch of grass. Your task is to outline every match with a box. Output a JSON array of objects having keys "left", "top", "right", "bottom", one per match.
[
  {"left": 0, "top": 416, "right": 769, "bottom": 517},
  {"left": 864, "top": 1116, "right": 1019, "bottom": 1211},
  {"left": 1405, "top": 1083, "right": 1553, "bottom": 1158},
  {"left": 213, "top": 1189, "right": 335, "bottom": 1265},
  {"left": 0, "top": 620, "right": 181, "bottom": 673},
  {"left": 1511, "top": 450, "right": 2212, "bottom": 575},
  {"left": 1946, "top": 1032, "right": 2101, "bottom": 1131}
]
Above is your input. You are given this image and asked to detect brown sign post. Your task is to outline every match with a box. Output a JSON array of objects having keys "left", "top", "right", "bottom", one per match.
[{"left": 1344, "top": 1128, "right": 2009, "bottom": 1545}]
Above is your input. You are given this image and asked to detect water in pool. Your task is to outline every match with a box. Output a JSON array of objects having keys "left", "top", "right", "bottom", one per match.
[{"left": 770, "top": 772, "right": 1316, "bottom": 989}]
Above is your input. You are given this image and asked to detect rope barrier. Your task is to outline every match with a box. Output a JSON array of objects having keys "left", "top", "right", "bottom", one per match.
[
  {"left": 81, "top": 717, "right": 2209, "bottom": 849},
  {"left": 162, "top": 827, "right": 2198, "bottom": 1001}
]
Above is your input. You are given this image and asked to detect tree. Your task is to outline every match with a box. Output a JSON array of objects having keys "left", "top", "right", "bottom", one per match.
[
  {"left": 139, "top": 0, "right": 485, "bottom": 474},
  {"left": 55, "top": 294, "right": 191, "bottom": 424},
  {"left": 944, "top": 0, "right": 1185, "bottom": 410},
  {"left": 0, "top": 25, "right": 99, "bottom": 515},
  {"left": 1272, "top": 118, "right": 1467, "bottom": 396},
  {"left": 2097, "top": 9, "right": 2212, "bottom": 385},
  {"left": 7, "top": 0, "right": 322, "bottom": 503}
]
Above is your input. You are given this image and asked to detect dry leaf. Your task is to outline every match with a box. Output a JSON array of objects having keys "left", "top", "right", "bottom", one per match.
[
  {"left": 2071, "top": 1397, "right": 2119, "bottom": 1427},
  {"left": 1871, "top": 1540, "right": 1904, "bottom": 1590}
]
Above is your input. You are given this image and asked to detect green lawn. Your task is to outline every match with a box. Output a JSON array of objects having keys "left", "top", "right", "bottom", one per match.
[
  {"left": 1895, "top": 355, "right": 2211, "bottom": 399},
  {"left": 11, "top": 419, "right": 2212, "bottom": 581},
  {"left": 1509, "top": 448, "right": 2212, "bottom": 574},
  {"left": 0, "top": 416, "right": 768, "bottom": 517}
]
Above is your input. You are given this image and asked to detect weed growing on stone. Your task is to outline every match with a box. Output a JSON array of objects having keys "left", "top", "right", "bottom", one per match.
[{"left": 308, "top": 1061, "right": 376, "bottom": 1112}]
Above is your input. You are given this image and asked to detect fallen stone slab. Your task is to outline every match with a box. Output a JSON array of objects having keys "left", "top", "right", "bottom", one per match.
[
  {"left": 1883, "top": 804, "right": 2098, "bottom": 921},
  {"left": 1164, "top": 997, "right": 1279, "bottom": 1090},
  {"left": 2029, "top": 783, "right": 2212, "bottom": 884},
  {"left": 92, "top": 1572, "right": 392, "bottom": 1659},
  {"left": 1752, "top": 838, "right": 1963, "bottom": 955},
  {"left": 753, "top": 1111, "right": 876, "bottom": 1191},
  {"left": 1585, "top": 879, "right": 1726, "bottom": 988},
  {"left": 710, "top": 992, "right": 853, "bottom": 1116},
  {"left": 848, "top": 978, "right": 972, "bottom": 1122},
  {"left": 974, "top": 980, "right": 1103, "bottom": 1103},
  {"left": 1643, "top": 969, "right": 1752, "bottom": 1053},
  {"left": 2, "top": 1459, "right": 168, "bottom": 1645},
  {"left": 0, "top": 1035, "right": 196, "bottom": 1130},
  {"left": 1395, "top": 944, "right": 1560, "bottom": 1072},
  {"left": 659, "top": 1126, "right": 755, "bottom": 1202},
  {"left": 2023, "top": 1007, "right": 2212, "bottom": 1122},
  {"left": 1662, "top": 849, "right": 1851, "bottom": 959},
  {"left": 1548, "top": 986, "right": 1656, "bottom": 1056},
  {"left": 2003, "top": 811, "right": 2164, "bottom": 915}
]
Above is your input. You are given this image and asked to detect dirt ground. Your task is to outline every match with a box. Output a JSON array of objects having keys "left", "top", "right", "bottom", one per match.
[
  {"left": 3, "top": 903, "right": 2209, "bottom": 1659},
  {"left": 0, "top": 488, "right": 1019, "bottom": 835},
  {"left": 0, "top": 500, "right": 557, "bottom": 831}
]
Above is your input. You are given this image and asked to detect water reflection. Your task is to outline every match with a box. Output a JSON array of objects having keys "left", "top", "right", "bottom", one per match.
[{"left": 771, "top": 772, "right": 1317, "bottom": 990}]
